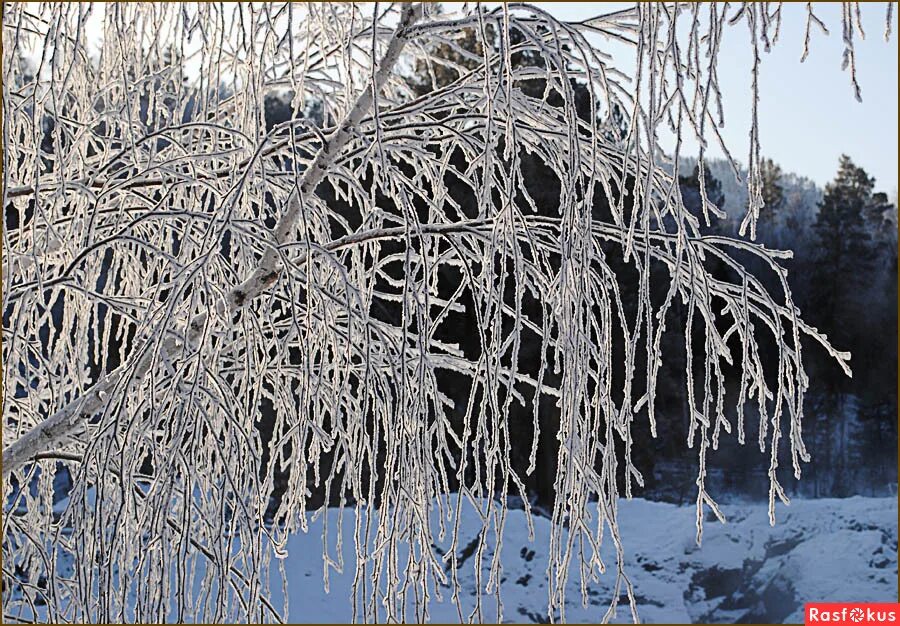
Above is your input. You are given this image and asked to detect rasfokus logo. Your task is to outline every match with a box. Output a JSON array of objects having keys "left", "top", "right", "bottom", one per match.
[{"left": 806, "top": 603, "right": 900, "bottom": 625}]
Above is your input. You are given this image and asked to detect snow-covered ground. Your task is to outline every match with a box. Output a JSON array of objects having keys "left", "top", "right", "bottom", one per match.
[{"left": 277, "top": 495, "right": 898, "bottom": 623}]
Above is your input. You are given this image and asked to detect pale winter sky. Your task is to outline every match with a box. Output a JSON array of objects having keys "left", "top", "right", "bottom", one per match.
[
  {"left": 38, "top": 2, "right": 899, "bottom": 193},
  {"left": 545, "top": 3, "right": 899, "bottom": 194}
]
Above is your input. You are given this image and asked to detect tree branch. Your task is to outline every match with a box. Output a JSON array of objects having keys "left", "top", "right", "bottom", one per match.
[{"left": 1, "top": 2, "right": 422, "bottom": 481}]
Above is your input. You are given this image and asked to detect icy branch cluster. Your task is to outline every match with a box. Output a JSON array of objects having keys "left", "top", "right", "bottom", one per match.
[{"left": 1, "top": 3, "right": 875, "bottom": 623}]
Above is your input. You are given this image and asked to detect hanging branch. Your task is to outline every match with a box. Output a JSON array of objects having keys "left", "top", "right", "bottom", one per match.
[{"left": 1, "top": 2, "right": 880, "bottom": 623}]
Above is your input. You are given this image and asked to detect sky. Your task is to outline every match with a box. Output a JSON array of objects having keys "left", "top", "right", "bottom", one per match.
[
  {"left": 23, "top": 2, "right": 898, "bottom": 194},
  {"left": 545, "top": 3, "right": 899, "bottom": 194}
]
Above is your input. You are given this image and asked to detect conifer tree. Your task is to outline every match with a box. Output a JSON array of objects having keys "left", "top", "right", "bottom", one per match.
[
  {"left": 809, "top": 155, "right": 882, "bottom": 496},
  {"left": 759, "top": 158, "right": 785, "bottom": 225}
]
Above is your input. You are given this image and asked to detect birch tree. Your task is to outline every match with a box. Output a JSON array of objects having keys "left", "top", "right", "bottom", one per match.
[{"left": 1, "top": 2, "right": 888, "bottom": 623}]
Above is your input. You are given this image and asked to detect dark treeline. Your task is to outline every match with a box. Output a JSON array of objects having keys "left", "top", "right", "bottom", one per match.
[
  {"left": 258, "top": 23, "right": 898, "bottom": 507},
  {"left": 673, "top": 156, "right": 897, "bottom": 501}
]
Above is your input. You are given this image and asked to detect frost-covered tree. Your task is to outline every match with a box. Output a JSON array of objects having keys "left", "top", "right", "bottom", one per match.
[{"left": 1, "top": 3, "right": 890, "bottom": 623}]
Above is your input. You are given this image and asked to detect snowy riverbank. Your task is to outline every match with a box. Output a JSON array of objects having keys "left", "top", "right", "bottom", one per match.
[{"left": 277, "top": 495, "right": 897, "bottom": 623}]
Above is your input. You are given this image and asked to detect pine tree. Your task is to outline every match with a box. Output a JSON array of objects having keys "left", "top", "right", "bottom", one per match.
[
  {"left": 813, "top": 156, "right": 875, "bottom": 298},
  {"left": 679, "top": 161, "right": 726, "bottom": 216},
  {"left": 864, "top": 191, "right": 897, "bottom": 254},
  {"left": 759, "top": 157, "right": 785, "bottom": 224},
  {"left": 809, "top": 155, "right": 879, "bottom": 496}
]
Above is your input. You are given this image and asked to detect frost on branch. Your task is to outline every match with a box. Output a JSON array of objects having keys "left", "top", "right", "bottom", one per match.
[{"left": 1, "top": 2, "right": 870, "bottom": 623}]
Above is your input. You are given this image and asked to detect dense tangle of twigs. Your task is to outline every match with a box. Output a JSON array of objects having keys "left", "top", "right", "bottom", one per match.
[{"left": 2, "top": 3, "right": 879, "bottom": 623}]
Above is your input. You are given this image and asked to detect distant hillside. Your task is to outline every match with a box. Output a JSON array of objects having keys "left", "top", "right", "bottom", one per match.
[{"left": 679, "top": 156, "right": 823, "bottom": 242}]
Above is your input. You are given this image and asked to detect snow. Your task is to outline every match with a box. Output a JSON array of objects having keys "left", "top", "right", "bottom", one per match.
[
  {"left": 274, "top": 496, "right": 898, "bottom": 623},
  {"left": 9, "top": 493, "right": 896, "bottom": 623}
]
